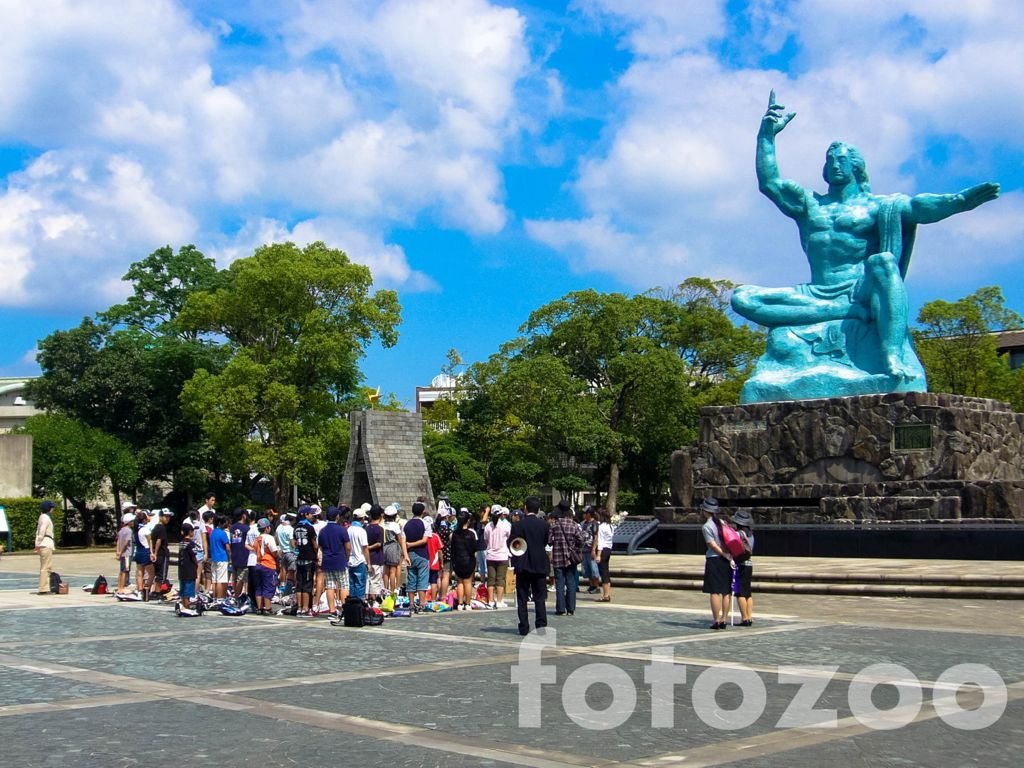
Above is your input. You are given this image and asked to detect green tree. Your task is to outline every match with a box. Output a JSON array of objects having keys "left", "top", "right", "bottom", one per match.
[
  {"left": 179, "top": 241, "right": 401, "bottom": 510},
  {"left": 914, "top": 286, "right": 1024, "bottom": 408},
  {"left": 99, "top": 244, "right": 223, "bottom": 339},
  {"left": 19, "top": 414, "right": 140, "bottom": 545},
  {"left": 457, "top": 281, "right": 761, "bottom": 513},
  {"left": 424, "top": 434, "right": 490, "bottom": 512},
  {"left": 27, "top": 245, "right": 229, "bottom": 505}
]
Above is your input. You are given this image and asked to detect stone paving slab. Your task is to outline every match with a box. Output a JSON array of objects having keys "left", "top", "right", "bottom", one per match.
[
  {"left": 387, "top": 603, "right": 790, "bottom": 647},
  {"left": 715, "top": 699, "right": 1024, "bottom": 768},
  {"left": 0, "top": 700, "right": 524, "bottom": 768},
  {"left": 0, "top": 603, "right": 218, "bottom": 644},
  {"left": 10, "top": 618, "right": 499, "bottom": 686},
  {"left": 631, "top": 624, "right": 1024, "bottom": 683},
  {"left": 0, "top": 570, "right": 96, "bottom": 591},
  {"left": 256, "top": 650, "right": 858, "bottom": 764},
  {"left": 0, "top": 666, "right": 121, "bottom": 707}
]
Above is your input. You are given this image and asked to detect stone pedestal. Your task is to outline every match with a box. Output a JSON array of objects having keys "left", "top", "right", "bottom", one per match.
[
  {"left": 339, "top": 410, "right": 434, "bottom": 510},
  {"left": 661, "top": 393, "right": 1024, "bottom": 525}
]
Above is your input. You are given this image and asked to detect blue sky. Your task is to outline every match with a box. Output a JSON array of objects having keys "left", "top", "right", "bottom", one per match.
[{"left": 1, "top": 0, "right": 1022, "bottom": 407}]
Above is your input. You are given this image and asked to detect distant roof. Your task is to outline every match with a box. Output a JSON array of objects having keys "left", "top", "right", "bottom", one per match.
[
  {"left": 994, "top": 329, "right": 1024, "bottom": 349},
  {"left": 0, "top": 378, "right": 36, "bottom": 396}
]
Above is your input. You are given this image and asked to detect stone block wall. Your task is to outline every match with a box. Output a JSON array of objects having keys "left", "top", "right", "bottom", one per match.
[
  {"left": 339, "top": 410, "right": 434, "bottom": 511},
  {"left": 662, "top": 393, "right": 1024, "bottom": 525}
]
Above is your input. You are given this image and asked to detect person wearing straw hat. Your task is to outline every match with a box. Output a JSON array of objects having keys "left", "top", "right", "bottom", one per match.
[
  {"left": 731, "top": 509, "right": 755, "bottom": 627},
  {"left": 700, "top": 497, "right": 732, "bottom": 630}
]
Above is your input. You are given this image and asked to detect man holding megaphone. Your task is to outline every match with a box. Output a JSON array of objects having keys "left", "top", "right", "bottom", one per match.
[{"left": 509, "top": 497, "right": 550, "bottom": 636}]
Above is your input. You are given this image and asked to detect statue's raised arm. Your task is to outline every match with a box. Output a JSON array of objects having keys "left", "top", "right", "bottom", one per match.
[{"left": 756, "top": 91, "right": 805, "bottom": 219}]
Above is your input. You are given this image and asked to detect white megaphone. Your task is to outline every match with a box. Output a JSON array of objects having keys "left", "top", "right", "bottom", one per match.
[{"left": 509, "top": 537, "right": 528, "bottom": 557}]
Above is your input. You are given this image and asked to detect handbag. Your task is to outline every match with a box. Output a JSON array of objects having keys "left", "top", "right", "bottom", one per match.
[{"left": 720, "top": 522, "right": 745, "bottom": 558}]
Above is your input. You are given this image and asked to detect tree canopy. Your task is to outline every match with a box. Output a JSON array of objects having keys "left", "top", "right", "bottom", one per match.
[
  {"left": 447, "top": 279, "right": 763, "bottom": 512},
  {"left": 179, "top": 241, "right": 401, "bottom": 509},
  {"left": 914, "top": 286, "right": 1024, "bottom": 410}
]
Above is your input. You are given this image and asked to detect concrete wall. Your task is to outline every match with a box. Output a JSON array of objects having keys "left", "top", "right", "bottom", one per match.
[{"left": 0, "top": 434, "right": 32, "bottom": 497}]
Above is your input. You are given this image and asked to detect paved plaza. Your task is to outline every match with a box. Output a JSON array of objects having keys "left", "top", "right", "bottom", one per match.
[{"left": 0, "top": 551, "right": 1021, "bottom": 767}]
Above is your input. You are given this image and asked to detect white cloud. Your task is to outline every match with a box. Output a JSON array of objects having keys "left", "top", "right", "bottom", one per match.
[
  {"left": 0, "top": 151, "right": 197, "bottom": 307},
  {"left": 572, "top": 0, "right": 726, "bottom": 57},
  {"left": 210, "top": 216, "right": 438, "bottom": 293},
  {"left": 0, "top": 0, "right": 540, "bottom": 309},
  {"left": 289, "top": 0, "right": 528, "bottom": 123}
]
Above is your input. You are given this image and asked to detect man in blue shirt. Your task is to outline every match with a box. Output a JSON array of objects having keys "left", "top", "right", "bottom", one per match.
[
  {"left": 403, "top": 501, "right": 431, "bottom": 613},
  {"left": 317, "top": 507, "right": 351, "bottom": 618},
  {"left": 208, "top": 514, "right": 231, "bottom": 599}
]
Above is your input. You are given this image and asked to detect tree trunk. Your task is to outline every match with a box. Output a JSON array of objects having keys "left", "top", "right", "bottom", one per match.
[
  {"left": 607, "top": 460, "right": 619, "bottom": 515},
  {"left": 273, "top": 472, "right": 291, "bottom": 514}
]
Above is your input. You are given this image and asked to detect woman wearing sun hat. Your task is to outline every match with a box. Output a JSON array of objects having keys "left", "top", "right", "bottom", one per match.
[
  {"left": 731, "top": 509, "right": 755, "bottom": 627},
  {"left": 700, "top": 497, "right": 732, "bottom": 630}
]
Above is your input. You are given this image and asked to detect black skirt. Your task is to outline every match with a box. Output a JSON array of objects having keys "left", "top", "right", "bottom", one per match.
[{"left": 702, "top": 556, "right": 731, "bottom": 594}]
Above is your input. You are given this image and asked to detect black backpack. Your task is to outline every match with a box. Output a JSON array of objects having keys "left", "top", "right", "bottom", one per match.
[
  {"left": 50, "top": 572, "right": 62, "bottom": 593},
  {"left": 92, "top": 575, "right": 108, "bottom": 595},
  {"left": 341, "top": 595, "right": 366, "bottom": 627}
]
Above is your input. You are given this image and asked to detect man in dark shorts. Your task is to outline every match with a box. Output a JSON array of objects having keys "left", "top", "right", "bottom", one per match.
[
  {"left": 292, "top": 505, "right": 319, "bottom": 615},
  {"left": 150, "top": 508, "right": 173, "bottom": 596}
]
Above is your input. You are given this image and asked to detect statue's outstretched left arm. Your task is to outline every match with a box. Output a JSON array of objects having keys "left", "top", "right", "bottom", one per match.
[{"left": 907, "top": 182, "right": 1000, "bottom": 224}]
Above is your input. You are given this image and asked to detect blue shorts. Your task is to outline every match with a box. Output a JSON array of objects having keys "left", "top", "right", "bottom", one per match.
[
  {"left": 406, "top": 552, "right": 429, "bottom": 592},
  {"left": 120, "top": 556, "right": 131, "bottom": 574},
  {"left": 180, "top": 581, "right": 196, "bottom": 598},
  {"left": 135, "top": 546, "right": 152, "bottom": 565}
]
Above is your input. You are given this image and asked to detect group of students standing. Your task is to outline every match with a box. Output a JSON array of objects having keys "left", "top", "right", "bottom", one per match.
[{"left": 110, "top": 490, "right": 621, "bottom": 621}]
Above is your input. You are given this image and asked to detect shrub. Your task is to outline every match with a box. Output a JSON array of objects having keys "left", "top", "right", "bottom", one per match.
[{"left": 0, "top": 498, "right": 65, "bottom": 551}]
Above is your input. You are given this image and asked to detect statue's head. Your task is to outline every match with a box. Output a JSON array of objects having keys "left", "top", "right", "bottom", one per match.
[{"left": 823, "top": 142, "right": 869, "bottom": 190}]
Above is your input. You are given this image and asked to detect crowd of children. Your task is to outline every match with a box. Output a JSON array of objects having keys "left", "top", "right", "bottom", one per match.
[{"left": 112, "top": 494, "right": 755, "bottom": 626}]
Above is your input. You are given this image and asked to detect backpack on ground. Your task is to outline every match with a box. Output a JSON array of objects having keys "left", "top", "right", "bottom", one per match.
[
  {"left": 50, "top": 572, "right": 62, "bottom": 594},
  {"left": 382, "top": 527, "right": 402, "bottom": 566},
  {"left": 341, "top": 595, "right": 366, "bottom": 627},
  {"left": 92, "top": 575, "right": 108, "bottom": 595},
  {"left": 363, "top": 604, "right": 384, "bottom": 626}
]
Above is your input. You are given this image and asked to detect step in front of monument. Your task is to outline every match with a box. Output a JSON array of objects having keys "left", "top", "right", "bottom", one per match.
[
  {"left": 609, "top": 567, "right": 1024, "bottom": 588},
  {"left": 608, "top": 575, "right": 1024, "bottom": 599}
]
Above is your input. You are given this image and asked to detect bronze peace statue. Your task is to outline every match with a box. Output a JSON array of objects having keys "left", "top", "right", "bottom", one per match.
[{"left": 732, "top": 91, "right": 1000, "bottom": 403}]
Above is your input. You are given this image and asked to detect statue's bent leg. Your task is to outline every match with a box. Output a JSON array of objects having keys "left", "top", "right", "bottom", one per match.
[
  {"left": 732, "top": 284, "right": 866, "bottom": 327},
  {"left": 866, "top": 252, "right": 914, "bottom": 379}
]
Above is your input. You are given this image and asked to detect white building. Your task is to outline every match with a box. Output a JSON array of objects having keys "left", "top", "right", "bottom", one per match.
[{"left": 0, "top": 378, "right": 42, "bottom": 433}]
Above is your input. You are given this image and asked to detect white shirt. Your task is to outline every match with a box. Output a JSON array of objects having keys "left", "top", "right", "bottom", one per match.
[
  {"left": 596, "top": 522, "right": 614, "bottom": 552},
  {"left": 245, "top": 525, "right": 259, "bottom": 567},
  {"left": 138, "top": 521, "right": 156, "bottom": 549},
  {"left": 347, "top": 522, "right": 368, "bottom": 567}
]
